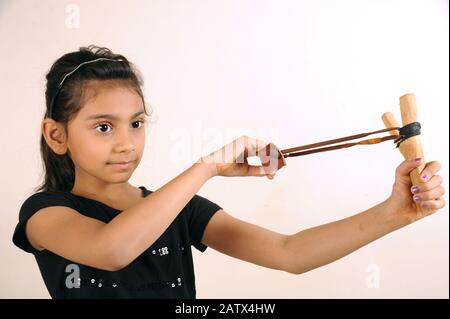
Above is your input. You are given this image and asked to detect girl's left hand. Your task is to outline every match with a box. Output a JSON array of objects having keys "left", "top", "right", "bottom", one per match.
[{"left": 387, "top": 158, "right": 446, "bottom": 224}]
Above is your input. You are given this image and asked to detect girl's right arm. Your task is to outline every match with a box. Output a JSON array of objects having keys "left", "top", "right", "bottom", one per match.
[
  {"left": 26, "top": 161, "right": 216, "bottom": 271},
  {"left": 26, "top": 136, "right": 274, "bottom": 271}
]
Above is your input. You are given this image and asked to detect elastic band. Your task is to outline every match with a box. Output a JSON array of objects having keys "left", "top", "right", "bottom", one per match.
[
  {"left": 394, "top": 122, "right": 421, "bottom": 148},
  {"left": 279, "top": 122, "right": 422, "bottom": 158}
]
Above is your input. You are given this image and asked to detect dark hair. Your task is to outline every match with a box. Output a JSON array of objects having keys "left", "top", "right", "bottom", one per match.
[{"left": 35, "top": 45, "right": 151, "bottom": 193}]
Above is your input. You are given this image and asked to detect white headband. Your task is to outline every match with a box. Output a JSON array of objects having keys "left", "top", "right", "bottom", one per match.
[
  {"left": 49, "top": 57, "right": 124, "bottom": 118},
  {"left": 57, "top": 57, "right": 124, "bottom": 88}
]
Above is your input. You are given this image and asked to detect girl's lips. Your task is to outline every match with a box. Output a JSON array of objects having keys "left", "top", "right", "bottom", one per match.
[{"left": 108, "top": 161, "right": 133, "bottom": 170}]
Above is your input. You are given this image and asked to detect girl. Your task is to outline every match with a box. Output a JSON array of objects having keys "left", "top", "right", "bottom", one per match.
[{"left": 13, "top": 46, "right": 446, "bottom": 298}]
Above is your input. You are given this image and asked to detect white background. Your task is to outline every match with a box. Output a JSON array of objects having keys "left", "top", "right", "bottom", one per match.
[{"left": 0, "top": 0, "right": 448, "bottom": 298}]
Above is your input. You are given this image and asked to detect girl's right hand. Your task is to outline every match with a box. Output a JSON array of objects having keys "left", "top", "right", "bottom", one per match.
[{"left": 199, "top": 135, "right": 278, "bottom": 180}]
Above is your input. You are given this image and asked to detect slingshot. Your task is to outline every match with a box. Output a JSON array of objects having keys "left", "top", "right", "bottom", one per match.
[{"left": 257, "top": 93, "right": 426, "bottom": 212}]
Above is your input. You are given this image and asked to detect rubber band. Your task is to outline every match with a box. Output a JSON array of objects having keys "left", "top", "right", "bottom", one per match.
[{"left": 394, "top": 122, "right": 421, "bottom": 148}]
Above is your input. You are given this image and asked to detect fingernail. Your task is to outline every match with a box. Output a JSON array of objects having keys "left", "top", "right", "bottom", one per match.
[
  {"left": 415, "top": 158, "right": 422, "bottom": 163},
  {"left": 421, "top": 174, "right": 428, "bottom": 181},
  {"left": 411, "top": 186, "right": 420, "bottom": 194},
  {"left": 421, "top": 202, "right": 428, "bottom": 208},
  {"left": 413, "top": 195, "right": 421, "bottom": 202}
]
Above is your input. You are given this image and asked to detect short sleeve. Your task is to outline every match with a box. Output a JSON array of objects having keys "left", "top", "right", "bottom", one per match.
[
  {"left": 188, "top": 194, "right": 222, "bottom": 252},
  {"left": 12, "top": 191, "right": 78, "bottom": 254}
]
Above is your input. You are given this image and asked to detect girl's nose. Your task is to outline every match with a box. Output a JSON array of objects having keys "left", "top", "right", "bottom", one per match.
[
  {"left": 114, "top": 131, "right": 136, "bottom": 153},
  {"left": 114, "top": 143, "right": 136, "bottom": 153}
]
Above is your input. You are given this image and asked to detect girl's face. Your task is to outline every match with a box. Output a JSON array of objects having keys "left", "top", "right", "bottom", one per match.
[{"left": 66, "top": 84, "right": 146, "bottom": 185}]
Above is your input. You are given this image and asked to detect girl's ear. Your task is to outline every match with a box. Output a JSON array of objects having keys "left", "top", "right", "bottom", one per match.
[{"left": 41, "top": 119, "right": 69, "bottom": 155}]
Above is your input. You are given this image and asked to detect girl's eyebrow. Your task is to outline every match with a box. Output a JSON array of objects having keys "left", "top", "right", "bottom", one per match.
[{"left": 85, "top": 110, "right": 145, "bottom": 121}]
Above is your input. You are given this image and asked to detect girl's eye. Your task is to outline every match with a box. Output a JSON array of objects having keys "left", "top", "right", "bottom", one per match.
[
  {"left": 95, "top": 120, "right": 145, "bottom": 133},
  {"left": 132, "top": 120, "right": 145, "bottom": 129},
  {"left": 95, "top": 123, "right": 112, "bottom": 133}
]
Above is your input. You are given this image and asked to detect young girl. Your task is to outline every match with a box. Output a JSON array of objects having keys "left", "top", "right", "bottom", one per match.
[{"left": 13, "top": 46, "right": 446, "bottom": 298}]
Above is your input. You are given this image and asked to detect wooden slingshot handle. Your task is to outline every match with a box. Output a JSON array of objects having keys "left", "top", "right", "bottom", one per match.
[{"left": 382, "top": 93, "right": 426, "bottom": 213}]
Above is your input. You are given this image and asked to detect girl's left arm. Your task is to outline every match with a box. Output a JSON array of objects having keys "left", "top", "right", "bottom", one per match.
[
  {"left": 202, "top": 159, "right": 446, "bottom": 274},
  {"left": 203, "top": 201, "right": 397, "bottom": 274}
]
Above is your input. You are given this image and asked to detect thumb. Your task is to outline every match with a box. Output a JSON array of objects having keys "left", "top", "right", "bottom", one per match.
[{"left": 395, "top": 158, "right": 423, "bottom": 181}]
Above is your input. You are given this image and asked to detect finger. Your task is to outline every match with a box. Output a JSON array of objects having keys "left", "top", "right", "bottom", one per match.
[
  {"left": 247, "top": 166, "right": 277, "bottom": 179},
  {"left": 417, "top": 197, "right": 446, "bottom": 210},
  {"left": 418, "top": 161, "right": 442, "bottom": 182},
  {"left": 241, "top": 137, "right": 248, "bottom": 164},
  {"left": 410, "top": 174, "right": 443, "bottom": 193},
  {"left": 236, "top": 136, "right": 266, "bottom": 164},
  {"left": 246, "top": 164, "right": 267, "bottom": 176},
  {"left": 266, "top": 173, "right": 276, "bottom": 180},
  {"left": 244, "top": 136, "right": 269, "bottom": 156},
  {"left": 395, "top": 158, "right": 424, "bottom": 180},
  {"left": 413, "top": 185, "right": 446, "bottom": 202}
]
